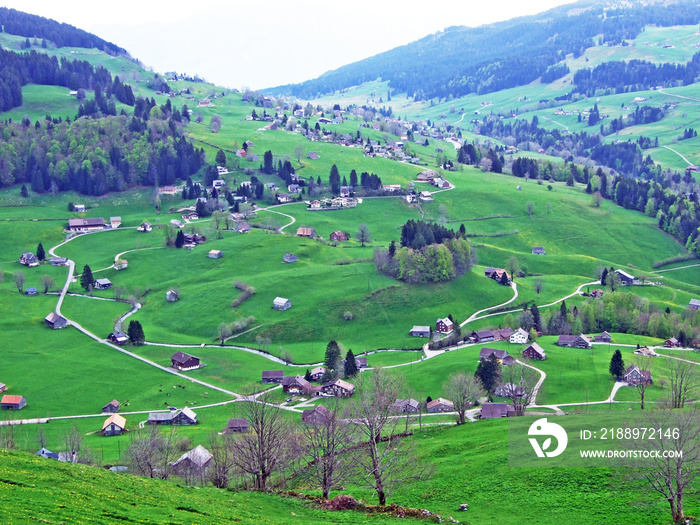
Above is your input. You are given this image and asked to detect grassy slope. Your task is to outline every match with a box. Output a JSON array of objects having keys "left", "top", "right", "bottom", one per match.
[{"left": 0, "top": 450, "right": 409, "bottom": 525}]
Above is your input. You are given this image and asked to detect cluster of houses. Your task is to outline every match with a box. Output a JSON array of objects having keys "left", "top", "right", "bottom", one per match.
[
  {"left": 261, "top": 360, "right": 368, "bottom": 398},
  {"left": 306, "top": 196, "right": 358, "bottom": 211},
  {"left": 416, "top": 170, "right": 451, "bottom": 189},
  {"left": 388, "top": 397, "right": 456, "bottom": 414}
]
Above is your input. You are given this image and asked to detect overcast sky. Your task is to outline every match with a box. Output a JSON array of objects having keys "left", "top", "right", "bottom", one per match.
[{"left": 8, "top": 0, "right": 576, "bottom": 89}]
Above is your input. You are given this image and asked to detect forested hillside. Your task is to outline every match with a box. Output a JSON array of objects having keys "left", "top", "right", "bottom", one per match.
[
  {"left": 268, "top": 0, "right": 700, "bottom": 100},
  {"left": 0, "top": 111, "right": 204, "bottom": 195},
  {"left": 0, "top": 7, "right": 125, "bottom": 54}
]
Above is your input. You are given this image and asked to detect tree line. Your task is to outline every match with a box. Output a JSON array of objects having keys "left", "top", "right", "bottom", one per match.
[
  {"left": 0, "top": 47, "right": 137, "bottom": 112},
  {"left": 0, "top": 7, "right": 126, "bottom": 54},
  {"left": 573, "top": 53, "right": 700, "bottom": 96}
]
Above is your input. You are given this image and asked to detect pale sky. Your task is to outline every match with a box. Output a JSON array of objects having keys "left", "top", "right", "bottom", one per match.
[{"left": 6, "top": 0, "right": 576, "bottom": 89}]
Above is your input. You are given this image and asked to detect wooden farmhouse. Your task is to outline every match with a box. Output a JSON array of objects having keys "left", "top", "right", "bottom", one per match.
[
  {"left": 296, "top": 227, "right": 316, "bottom": 238},
  {"left": 166, "top": 289, "right": 179, "bottom": 302},
  {"left": 24, "top": 287, "right": 37, "bottom": 296},
  {"left": 108, "top": 331, "right": 128, "bottom": 345},
  {"left": 68, "top": 217, "right": 106, "bottom": 232},
  {"left": 480, "top": 347, "right": 515, "bottom": 366},
  {"left": 148, "top": 407, "right": 198, "bottom": 426},
  {"left": 532, "top": 246, "right": 546, "bottom": 255},
  {"left": 1, "top": 395, "right": 26, "bottom": 410},
  {"left": 470, "top": 330, "right": 495, "bottom": 343},
  {"left": 49, "top": 256, "right": 69, "bottom": 266},
  {"left": 94, "top": 278, "right": 112, "bottom": 291},
  {"left": 664, "top": 337, "right": 681, "bottom": 347},
  {"left": 262, "top": 370, "right": 284, "bottom": 384},
  {"left": 222, "top": 418, "right": 250, "bottom": 434},
  {"left": 390, "top": 398, "right": 420, "bottom": 413},
  {"left": 435, "top": 317, "right": 454, "bottom": 334},
  {"left": 283, "top": 252, "right": 298, "bottom": 263},
  {"left": 208, "top": 249, "right": 223, "bottom": 259},
  {"left": 137, "top": 222, "right": 152, "bottom": 232},
  {"left": 594, "top": 331, "right": 612, "bottom": 343},
  {"left": 330, "top": 230, "right": 347, "bottom": 242},
  {"left": 615, "top": 269, "right": 635, "bottom": 285},
  {"left": 355, "top": 357, "right": 368, "bottom": 368},
  {"left": 309, "top": 366, "right": 326, "bottom": 381},
  {"left": 282, "top": 375, "right": 311, "bottom": 394},
  {"left": 409, "top": 325, "right": 431, "bottom": 337},
  {"left": 555, "top": 334, "right": 592, "bottom": 349},
  {"left": 690, "top": 299, "right": 700, "bottom": 311},
  {"left": 102, "top": 414, "right": 126, "bottom": 436},
  {"left": 36, "top": 447, "right": 60, "bottom": 460},
  {"left": 479, "top": 403, "right": 511, "bottom": 419},
  {"left": 322, "top": 379, "right": 355, "bottom": 397},
  {"left": 622, "top": 365, "right": 652, "bottom": 385},
  {"left": 102, "top": 399, "right": 120, "bottom": 413},
  {"left": 302, "top": 404, "right": 331, "bottom": 425},
  {"left": 522, "top": 343, "right": 546, "bottom": 360},
  {"left": 170, "top": 352, "right": 201, "bottom": 371},
  {"left": 45, "top": 312, "right": 67, "bottom": 330},
  {"left": 494, "top": 327, "right": 514, "bottom": 341},
  {"left": 19, "top": 252, "right": 38, "bottom": 267},
  {"left": 273, "top": 297, "right": 292, "bottom": 310},
  {"left": 171, "top": 445, "right": 213, "bottom": 479},
  {"left": 427, "top": 398, "right": 454, "bottom": 413}
]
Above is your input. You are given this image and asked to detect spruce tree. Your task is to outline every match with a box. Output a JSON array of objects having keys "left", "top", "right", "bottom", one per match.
[
  {"left": 127, "top": 320, "right": 145, "bottom": 345},
  {"left": 304, "top": 368, "right": 313, "bottom": 382},
  {"left": 475, "top": 354, "right": 501, "bottom": 400},
  {"left": 36, "top": 243, "right": 45, "bottom": 261},
  {"left": 324, "top": 340, "right": 341, "bottom": 375},
  {"left": 600, "top": 267, "right": 608, "bottom": 286},
  {"left": 80, "top": 265, "right": 93, "bottom": 291},
  {"left": 530, "top": 304, "right": 541, "bottom": 332},
  {"left": 175, "top": 230, "right": 185, "bottom": 248},
  {"left": 609, "top": 350, "right": 625, "bottom": 380},
  {"left": 344, "top": 349, "right": 358, "bottom": 378}
]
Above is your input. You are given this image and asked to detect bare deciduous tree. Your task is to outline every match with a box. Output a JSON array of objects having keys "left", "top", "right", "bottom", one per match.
[
  {"left": 39, "top": 274, "right": 55, "bottom": 294},
  {"left": 634, "top": 356, "right": 653, "bottom": 410},
  {"left": 444, "top": 372, "right": 484, "bottom": 425},
  {"left": 526, "top": 201, "right": 534, "bottom": 218},
  {"left": 355, "top": 224, "right": 371, "bottom": 247},
  {"left": 280, "top": 349, "right": 294, "bottom": 365},
  {"left": 349, "top": 368, "right": 431, "bottom": 505},
  {"left": 294, "top": 144, "right": 305, "bottom": 162},
  {"left": 63, "top": 425, "right": 93, "bottom": 464},
  {"left": 668, "top": 359, "right": 697, "bottom": 409},
  {"left": 499, "top": 364, "right": 540, "bottom": 415},
  {"left": 630, "top": 407, "right": 700, "bottom": 523},
  {"left": 230, "top": 398, "right": 299, "bottom": 490},
  {"left": 534, "top": 278, "right": 545, "bottom": 297},
  {"left": 13, "top": 270, "right": 25, "bottom": 293},
  {"left": 207, "top": 433, "right": 235, "bottom": 488},
  {"left": 126, "top": 425, "right": 178, "bottom": 479},
  {"left": 298, "top": 401, "right": 355, "bottom": 499}
]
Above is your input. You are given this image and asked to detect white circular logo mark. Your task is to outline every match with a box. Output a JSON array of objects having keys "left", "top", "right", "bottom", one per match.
[{"left": 528, "top": 418, "right": 568, "bottom": 458}]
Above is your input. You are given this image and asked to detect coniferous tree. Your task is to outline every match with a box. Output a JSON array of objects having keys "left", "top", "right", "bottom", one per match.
[
  {"left": 475, "top": 354, "right": 501, "bottom": 401},
  {"left": 80, "top": 264, "right": 93, "bottom": 291},
  {"left": 600, "top": 267, "right": 608, "bottom": 286},
  {"left": 127, "top": 320, "right": 145, "bottom": 345},
  {"left": 324, "top": 340, "right": 341, "bottom": 377},
  {"left": 175, "top": 230, "right": 185, "bottom": 248},
  {"left": 36, "top": 243, "right": 45, "bottom": 261},
  {"left": 344, "top": 349, "right": 358, "bottom": 378},
  {"left": 609, "top": 349, "right": 625, "bottom": 380},
  {"left": 20, "top": 184, "right": 28, "bottom": 197},
  {"left": 530, "top": 304, "right": 541, "bottom": 332},
  {"left": 304, "top": 368, "right": 313, "bottom": 382}
]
